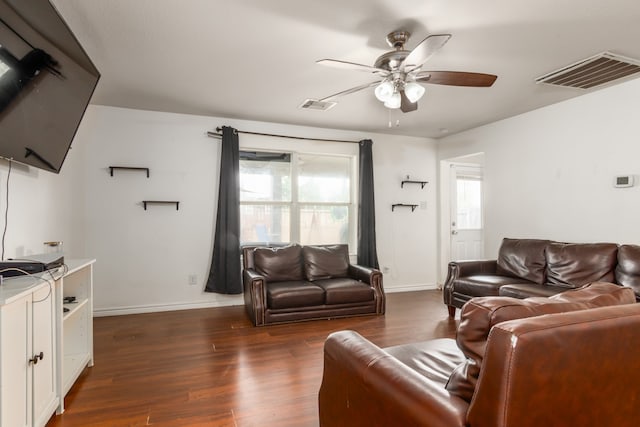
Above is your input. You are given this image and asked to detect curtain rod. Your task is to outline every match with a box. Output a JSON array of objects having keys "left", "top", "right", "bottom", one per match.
[{"left": 207, "top": 127, "right": 360, "bottom": 144}]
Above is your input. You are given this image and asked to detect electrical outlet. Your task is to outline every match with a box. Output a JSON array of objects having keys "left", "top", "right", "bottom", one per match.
[
  {"left": 188, "top": 274, "right": 198, "bottom": 285},
  {"left": 420, "top": 201, "right": 427, "bottom": 210}
]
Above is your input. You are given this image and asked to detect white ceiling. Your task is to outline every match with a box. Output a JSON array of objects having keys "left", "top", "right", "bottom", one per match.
[{"left": 52, "top": 0, "right": 640, "bottom": 138}]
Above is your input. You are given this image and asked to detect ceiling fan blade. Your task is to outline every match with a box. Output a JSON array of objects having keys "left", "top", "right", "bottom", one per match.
[
  {"left": 317, "top": 59, "right": 389, "bottom": 75},
  {"left": 319, "top": 81, "right": 382, "bottom": 102},
  {"left": 403, "top": 34, "right": 451, "bottom": 73},
  {"left": 400, "top": 90, "right": 418, "bottom": 113},
  {"left": 416, "top": 71, "right": 498, "bottom": 87}
]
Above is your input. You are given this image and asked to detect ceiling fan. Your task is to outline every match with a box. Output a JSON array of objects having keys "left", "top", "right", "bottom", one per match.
[{"left": 315, "top": 30, "right": 497, "bottom": 113}]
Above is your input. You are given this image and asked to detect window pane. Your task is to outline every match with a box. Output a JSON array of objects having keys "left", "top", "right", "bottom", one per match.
[
  {"left": 240, "top": 205, "right": 290, "bottom": 244},
  {"left": 298, "top": 155, "right": 350, "bottom": 203},
  {"left": 299, "top": 205, "right": 349, "bottom": 245},
  {"left": 456, "top": 179, "right": 482, "bottom": 229},
  {"left": 240, "top": 152, "right": 291, "bottom": 202}
]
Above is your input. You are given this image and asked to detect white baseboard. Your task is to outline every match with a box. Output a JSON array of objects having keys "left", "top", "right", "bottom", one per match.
[
  {"left": 94, "top": 284, "right": 440, "bottom": 317},
  {"left": 385, "top": 283, "right": 439, "bottom": 293},
  {"left": 94, "top": 297, "right": 243, "bottom": 317}
]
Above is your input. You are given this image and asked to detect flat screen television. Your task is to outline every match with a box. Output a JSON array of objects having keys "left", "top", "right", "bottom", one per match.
[{"left": 0, "top": 0, "right": 99, "bottom": 173}]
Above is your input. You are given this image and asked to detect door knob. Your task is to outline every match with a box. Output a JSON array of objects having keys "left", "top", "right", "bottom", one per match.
[{"left": 451, "top": 230, "right": 458, "bottom": 235}]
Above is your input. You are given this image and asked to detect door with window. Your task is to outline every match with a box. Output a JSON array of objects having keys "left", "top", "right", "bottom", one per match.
[
  {"left": 450, "top": 165, "right": 484, "bottom": 261},
  {"left": 239, "top": 150, "right": 355, "bottom": 248}
]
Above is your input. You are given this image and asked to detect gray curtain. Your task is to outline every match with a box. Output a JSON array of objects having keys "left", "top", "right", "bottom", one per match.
[
  {"left": 357, "top": 139, "right": 379, "bottom": 269},
  {"left": 205, "top": 126, "right": 242, "bottom": 294}
]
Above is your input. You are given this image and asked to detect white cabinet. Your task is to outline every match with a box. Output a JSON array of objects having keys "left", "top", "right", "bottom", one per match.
[
  {"left": 0, "top": 281, "right": 58, "bottom": 427},
  {"left": 0, "top": 259, "right": 95, "bottom": 425}
]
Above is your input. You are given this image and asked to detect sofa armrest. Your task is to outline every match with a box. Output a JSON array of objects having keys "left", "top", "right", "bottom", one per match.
[
  {"left": 243, "top": 268, "right": 267, "bottom": 326},
  {"left": 319, "top": 331, "right": 468, "bottom": 427},
  {"left": 349, "top": 264, "right": 385, "bottom": 314},
  {"left": 443, "top": 260, "right": 498, "bottom": 306}
]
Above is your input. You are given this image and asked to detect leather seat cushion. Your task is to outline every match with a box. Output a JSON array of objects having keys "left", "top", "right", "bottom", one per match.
[
  {"left": 385, "top": 338, "right": 465, "bottom": 387},
  {"left": 446, "top": 282, "right": 635, "bottom": 403},
  {"left": 314, "top": 278, "right": 374, "bottom": 304},
  {"left": 616, "top": 244, "right": 640, "bottom": 299},
  {"left": 496, "top": 238, "right": 552, "bottom": 283},
  {"left": 253, "top": 244, "right": 304, "bottom": 282},
  {"left": 267, "top": 280, "right": 325, "bottom": 309},
  {"left": 453, "top": 275, "right": 534, "bottom": 297},
  {"left": 302, "top": 244, "right": 349, "bottom": 281},
  {"left": 499, "top": 283, "right": 570, "bottom": 299},
  {"left": 545, "top": 242, "right": 618, "bottom": 287}
]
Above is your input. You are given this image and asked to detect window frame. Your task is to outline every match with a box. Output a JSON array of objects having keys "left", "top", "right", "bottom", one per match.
[{"left": 239, "top": 148, "right": 358, "bottom": 251}]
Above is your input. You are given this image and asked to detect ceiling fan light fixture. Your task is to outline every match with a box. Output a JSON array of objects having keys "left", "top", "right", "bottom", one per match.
[
  {"left": 404, "top": 82, "right": 425, "bottom": 103},
  {"left": 383, "top": 91, "right": 401, "bottom": 109},
  {"left": 374, "top": 81, "right": 394, "bottom": 102}
]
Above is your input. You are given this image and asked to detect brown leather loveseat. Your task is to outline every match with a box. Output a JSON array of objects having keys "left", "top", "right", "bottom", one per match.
[
  {"left": 319, "top": 283, "right": 639, "bottom": 427},
  {"left": 444, "top": 238, "right": 640, "bottom": 316},
  {"left": 242, "top": 244, "right": 385, "bottom": 326}
]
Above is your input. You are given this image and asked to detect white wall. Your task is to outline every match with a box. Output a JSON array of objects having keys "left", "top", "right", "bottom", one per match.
[
  {"left": 438, "top": 77, "right": 640, "bottom": 259},
  {"left": 75, "top": 105, "right": 438, "bottom": 315},
  {"left": 0, "top": 139, "right": 85, "bottom": 262}
]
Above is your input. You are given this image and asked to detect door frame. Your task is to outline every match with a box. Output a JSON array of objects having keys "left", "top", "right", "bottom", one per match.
[{"left": 438, "top": 153, "right": 485, "bottom": 285}]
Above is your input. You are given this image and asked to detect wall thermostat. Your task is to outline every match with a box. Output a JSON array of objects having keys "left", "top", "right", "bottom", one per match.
[{"left": 614, "top": 175, "right": 634, "bottom": 188}]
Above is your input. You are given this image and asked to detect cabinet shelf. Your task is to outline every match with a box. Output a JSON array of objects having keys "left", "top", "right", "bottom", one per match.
[
  {"left": 392, "top": 203, "right": 418, "bottom": 212},
  {"left": 63, "top": 298, "right": 88, "bottom": 321},
  {"left": 401, "top": 180, "right": 428, "bottom": 189},
  {"left": 62, "top": 352, "right": 92, "bottom": 396}
]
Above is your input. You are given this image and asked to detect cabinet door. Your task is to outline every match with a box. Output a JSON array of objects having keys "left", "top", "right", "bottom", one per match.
[
  {"left": 0, "top": 295, "right": 31, "bottom": 427},
  {"left": 32, "top": 285, "right": 58, "bottom": 427}
]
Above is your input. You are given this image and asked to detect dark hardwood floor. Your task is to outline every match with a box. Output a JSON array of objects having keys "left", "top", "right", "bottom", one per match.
[{"left": 47, "top": 290, "right": 457, "bottom": 427}]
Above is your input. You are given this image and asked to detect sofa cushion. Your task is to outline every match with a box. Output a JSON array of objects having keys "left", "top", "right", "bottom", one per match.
[
  {"left": 498, "top": 283, "right": 570, "bottom": 299},
  {"left": 496, "top": 238, "right": 552, "bottom": 283},
  {"left": 266, "top": 280, "right": 325, "bottom": 309},
  {"left": 314, "top": 278, "right": 374, "bottom": 304},
  {"left": 385, "top": 338, "right": 466, "bottom": 386},
  {"left": 453, "top": 275, "right": 533, "bottom": 297},
  {"left": 253, "top": 244, "right": 304, "bottom": 282},
  {"left": 546, "top": 243, "right": 618, "bottom": 287},
  {"left": 302, "top": 244, "right": 349, "bottom": 281},
  {"left": 445, "top": 282, "right": 635, "bottom": 402},
  {"left": 616, "top": 244, "right": 640, "bottom": 299}
]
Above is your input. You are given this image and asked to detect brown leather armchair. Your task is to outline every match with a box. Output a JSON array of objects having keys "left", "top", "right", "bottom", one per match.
[{"left": 319, "top": 283, "right": 639, "bottom": 427}]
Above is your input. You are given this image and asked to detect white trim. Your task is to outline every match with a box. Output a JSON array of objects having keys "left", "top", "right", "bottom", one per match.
[
  {"left": 384, "top": 283, "right": 439, "bottom": 293},
  {"left": 93, "top": 298, "right": 244, "bottom": 317}
]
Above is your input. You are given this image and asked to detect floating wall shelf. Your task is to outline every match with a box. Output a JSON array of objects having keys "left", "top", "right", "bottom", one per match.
[
  {"left": 401, "top": 180, "right": 428, "bottom": 189},
  {"left": 142, "top": 201, "right": 180, "bottom": 211},
  {"left": 392, "top": 203, "right": 418, "bottom": 212},
  {"left": 109, "top": 166, "right": 150, "bottom": 178}
]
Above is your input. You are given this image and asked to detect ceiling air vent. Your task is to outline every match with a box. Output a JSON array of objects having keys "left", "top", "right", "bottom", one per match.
[
  {"left": 298, "top": 99, "right": 337, "bottom": 111},
  {"left": 535, "top": 52, "right": 640, "bottom": 89}
]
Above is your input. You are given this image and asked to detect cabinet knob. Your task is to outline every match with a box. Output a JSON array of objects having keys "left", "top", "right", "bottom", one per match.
[{"left": 28, "top": 352, "right": 44, "bottom": 365}]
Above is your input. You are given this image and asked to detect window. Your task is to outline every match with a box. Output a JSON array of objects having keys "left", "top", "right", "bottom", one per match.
[
  {"left": 240, "top": 150, "right": 355, "bottom": 248},
  {"left": 456, "top": 178, "right": 482, "bottom": 230}
]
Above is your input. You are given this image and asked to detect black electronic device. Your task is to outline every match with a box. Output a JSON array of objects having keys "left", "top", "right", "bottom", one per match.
[
  {"left": 0, "top": 0, "right": 100, "bottom": 173},
  {"left": 0, "top": 252, "right": 64, "bottom": 277}
]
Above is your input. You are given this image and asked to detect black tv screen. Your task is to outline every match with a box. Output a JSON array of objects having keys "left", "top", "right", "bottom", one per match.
[{"left": 0, "top": 0, "right": 99, "bottom": 173}]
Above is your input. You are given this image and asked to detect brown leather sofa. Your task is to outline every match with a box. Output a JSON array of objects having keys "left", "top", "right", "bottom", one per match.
[
  {"left": 319, "top": 283, "right": 639, "bottom": 427},
  {"left": 443, "top": 238, "right": 640, "bottom": 316},
  {"left": 242, "top": 244, "right": 385, "bottom": 326}
]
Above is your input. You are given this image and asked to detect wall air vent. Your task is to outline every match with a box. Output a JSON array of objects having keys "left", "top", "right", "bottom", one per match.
[
  {"left": 298, "top": 99, "right": 337, "bottom": 111},
  {"left": 535, "top": 52, "right": 640, "bottom": 89}
]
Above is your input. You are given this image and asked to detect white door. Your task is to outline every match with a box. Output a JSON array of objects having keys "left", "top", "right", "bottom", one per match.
[{"left": 450, "top": 165, "right": 484, "bottom": 261}]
